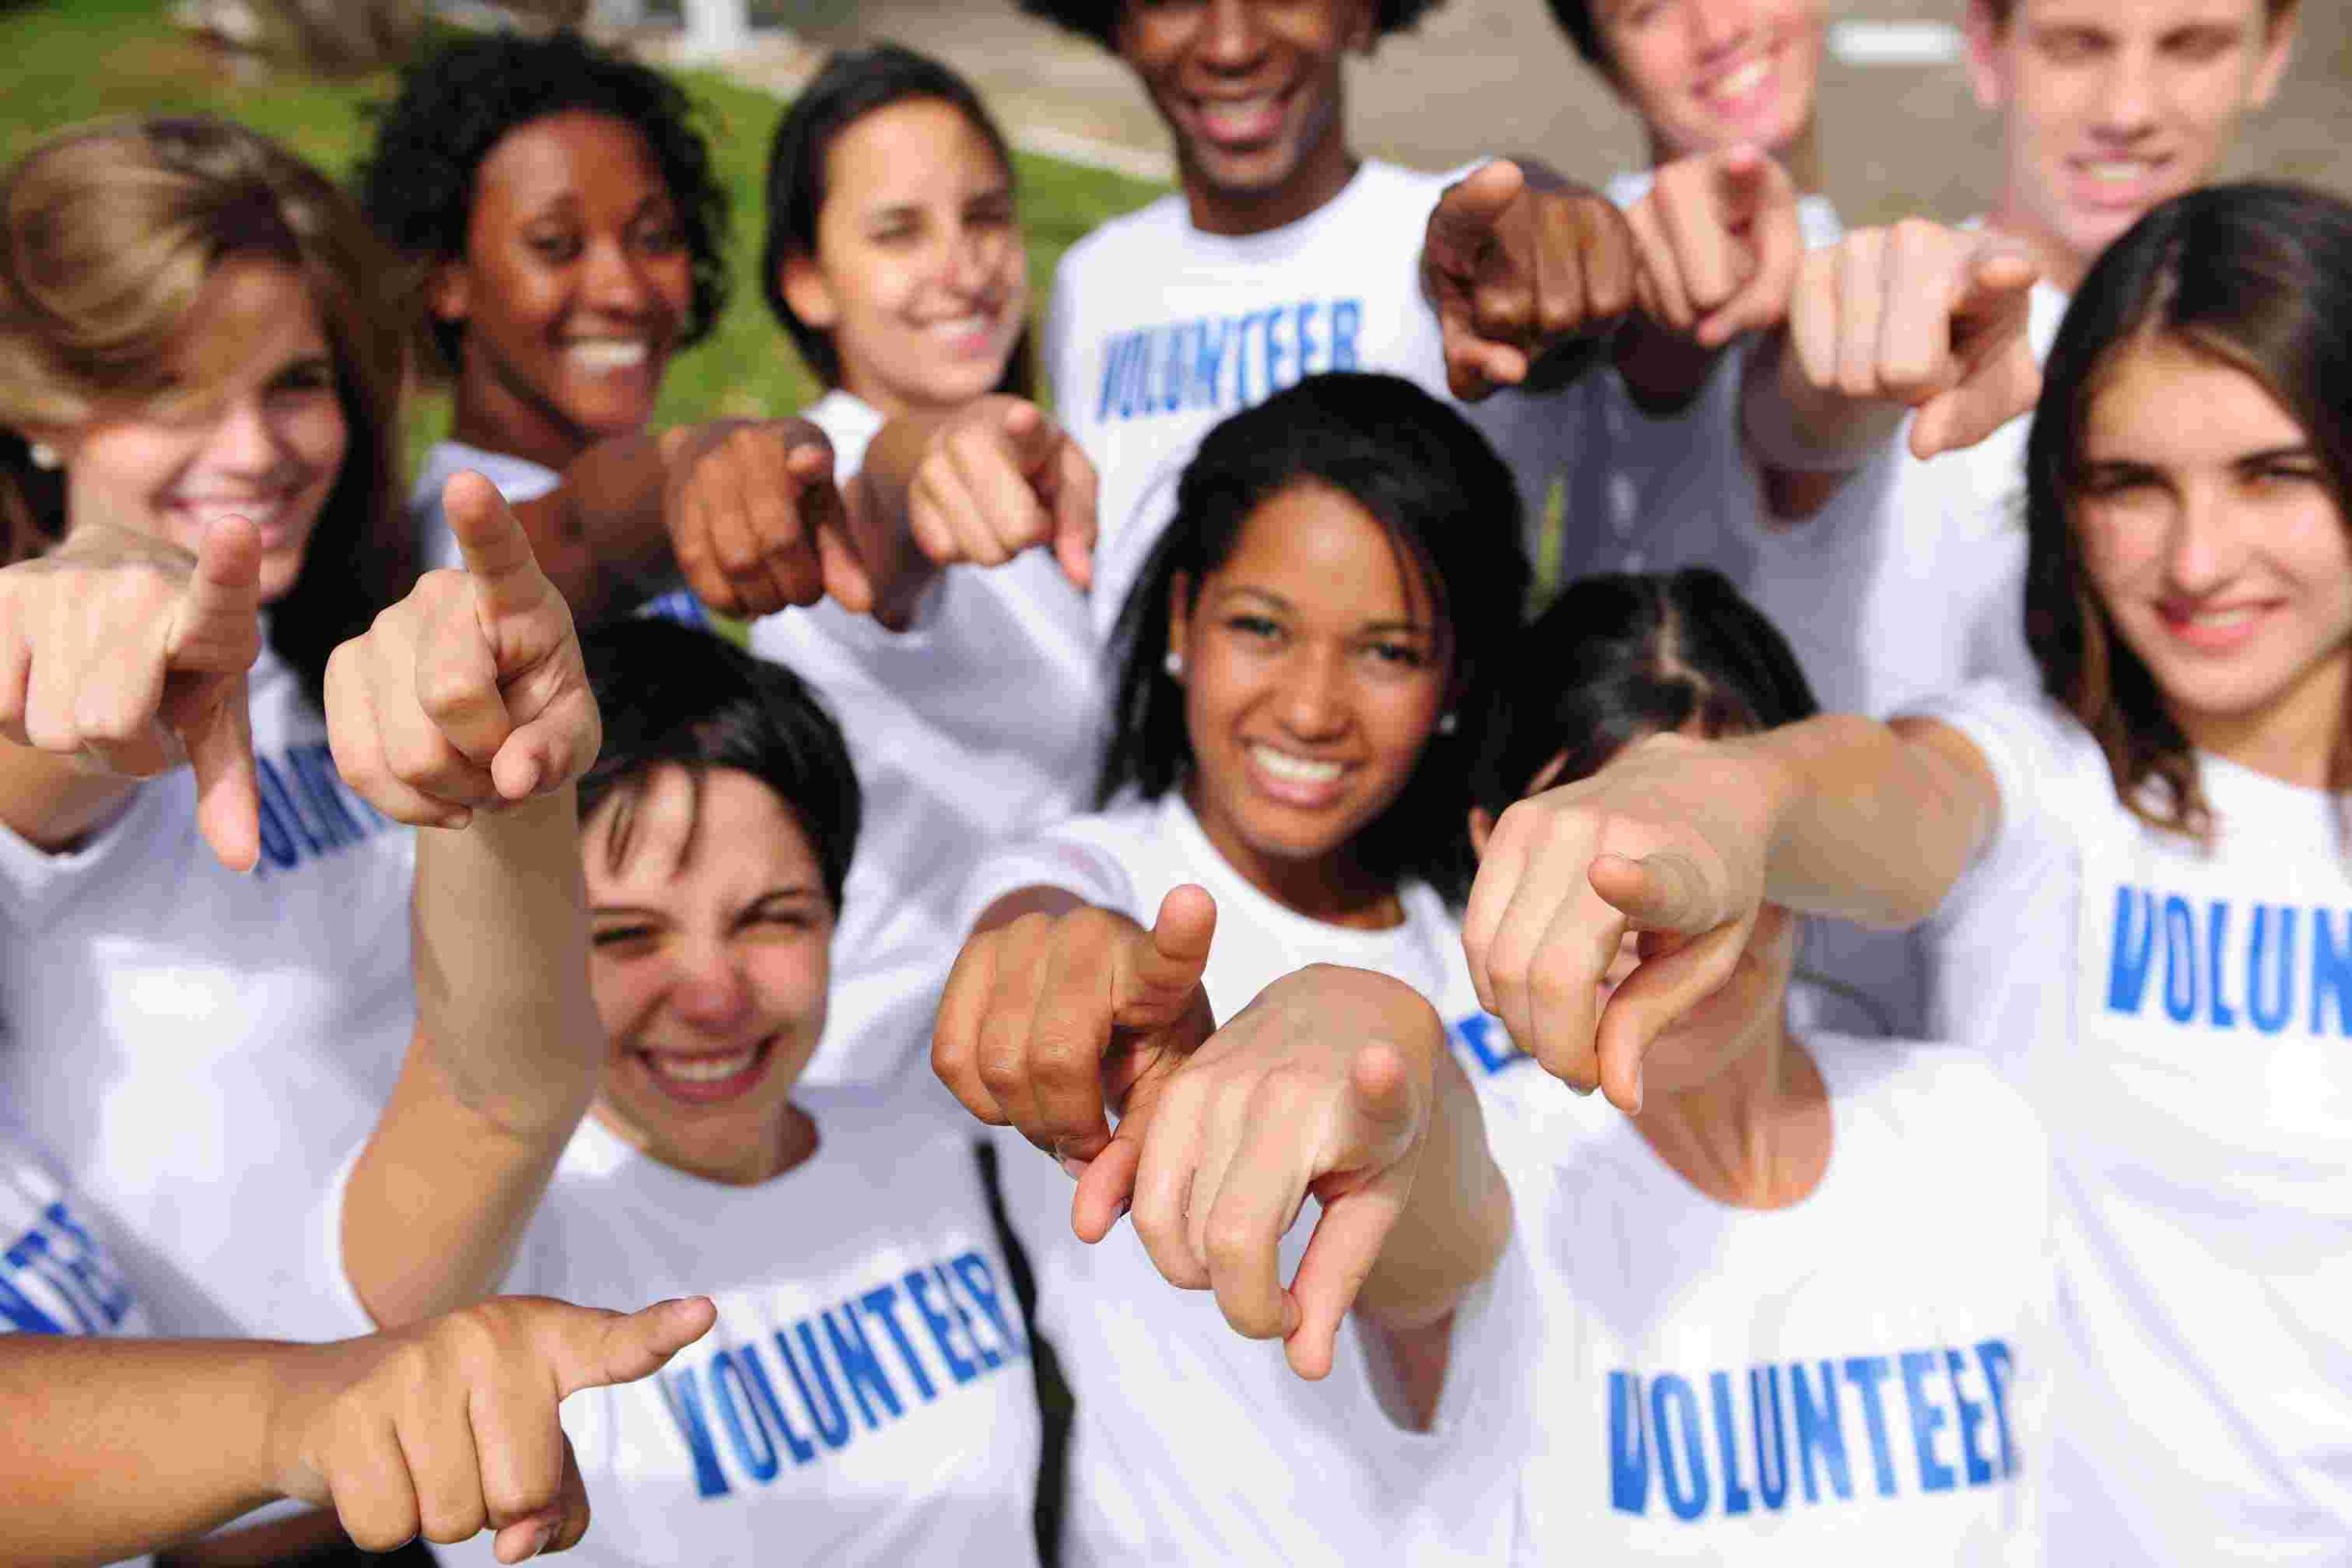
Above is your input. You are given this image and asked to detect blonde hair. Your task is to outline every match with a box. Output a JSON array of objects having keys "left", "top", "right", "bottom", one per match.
[{"left": 0, "top": 116, "right": 413, "bottom": 698}]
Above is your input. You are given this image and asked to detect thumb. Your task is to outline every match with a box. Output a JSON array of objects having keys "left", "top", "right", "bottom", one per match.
[
  {"left": 998, "top": 400, "right": 1062, "bottom": 473},
  {"left": 1952, "top": 243, "right": 2039, "bottom": 333},
  {"left": 444, "top": 470, "right": 553, "bottom": 618},
  {"left": 165, "top": 513, "right": 264, "bottom": 671},
  {"left": 545, "top": 1296, "right": 718, "bottom": 1400},
  {"left": 1118, "top": 884, "right": 1217, "bottom": 1019},
  {"left": 1048, "top": 439, "right": 1099, "bottom": 592},
  {"left": 1428, "top": 161, "right": 1524, "bottom": 270}
]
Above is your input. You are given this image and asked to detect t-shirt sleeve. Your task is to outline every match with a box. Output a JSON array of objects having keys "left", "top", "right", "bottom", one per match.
[
  {"left": 1900, "top": 679, "right": 2082, "bottom": 915},
  {"left": 959, "top": 821, "right": 1144, "bottom": 933}
]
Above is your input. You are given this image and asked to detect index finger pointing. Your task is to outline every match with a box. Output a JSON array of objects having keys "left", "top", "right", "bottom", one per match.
[
  {"left": 166, "top": 514, "right": 264, "bottom": 671},
  {"left": 442, "top": 472, "right": 548, "bottom": 608},
  {"left": 545, "top": 1296, "right": 718, "bottom": 1400},
  {"left": 1427, "top": 162, "right": 1525, "bottom": 271},
  {"left": 1589, "top": 850, "right": 1730, "bottom": 934}
]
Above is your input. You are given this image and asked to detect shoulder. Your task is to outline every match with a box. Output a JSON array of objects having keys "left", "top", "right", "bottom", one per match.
[
  {"left": 1815, "top": 1032, "right": 2051, "bottom": 1194},
  {"left": 1902, "top": 679, "right": 2102, "bottom": 822},
  {"left": 961, "top": 800, "right": 1162, "bottom": 928},
  {"left": 1055, "top": 195, "right": 1188, "bottom": 281}
]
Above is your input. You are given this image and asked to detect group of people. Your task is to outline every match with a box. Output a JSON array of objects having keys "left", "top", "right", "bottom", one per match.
[{"left": 0, "top": 0, "right": 2339, "bottom": 1562}]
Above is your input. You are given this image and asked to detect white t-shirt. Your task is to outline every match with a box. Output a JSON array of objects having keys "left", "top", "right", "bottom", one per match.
[
  {"left": 749, "top": 390, "right": 1102, "bottom": 1089},
  {"left": 323, "top": 1079, "right": 1041, "bottom": 1568},
  {"left": 0, "top": 641, "right": 416, "bottom": 1342},
  {"left": 1046, "top": 160, "right": 1567, "bottom": 639},
  {"left": 1736, "top": 278, "right": 2068, "bottom": 722},
  {"left": 410, "top": 439, "right": 562, "bottom": 574},
  {"left": 1473, "top": 1032, "right": 2052, "bottom": 1563},
  {"left": 963, "top": 792, "right": 1548, "bottom": 1566},
  {"left": 0, "top": 1111, "right": 148, "bottom": 1339},
  {"left": 1912, "top": 681, "right": 2352, "bottom": 1560}
]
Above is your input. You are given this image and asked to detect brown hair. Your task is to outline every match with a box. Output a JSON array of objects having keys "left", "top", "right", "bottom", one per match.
[
  {"left": 0, "top": 116, "right": 413, "bottom": 702},
  {"left": 2023, "top": 182, "right": 2352, "bottom": 840}
]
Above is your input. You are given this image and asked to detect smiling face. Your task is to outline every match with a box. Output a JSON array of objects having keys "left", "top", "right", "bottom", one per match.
[
  {"left": 39, "top": 256, "right": 346, "bottom": 604},
  {"left": 1971, "top": 0, "right": 2294, "bottom": 293},
  {"left": 2076, "top": 333, "right": 2352, "bottom": 777},
  {"left": 1114, "top": 0, "right": 1371, "bottom": 235},
  {"left": 582, "top": 765, "right": 835, "bottom": 1187},
  {"left": 1594, "top": 0, "right": 1823, "bottom": 162},
  {"left": 779, "top": 96, "right": 1027, "bottom": 420},
  {"left": 435, "top": 110, "right": 694, "bottom": 468},
  {"left": 1170, "top": 480, "right": 1450, "bottom": 900}
]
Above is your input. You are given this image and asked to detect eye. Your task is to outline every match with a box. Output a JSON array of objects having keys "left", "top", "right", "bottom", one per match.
[
  {"left": 2079, "top": 463, "right": 2157, "bottom": 497},
  {"left": 740, "top": 896, "right": 823, "bottom": 938},
  {"left": 526, "top": 230, "right": 582, "bottom": 264},
  {"left": 591, "top": 923, "right": 660, "bottom": 955},
  {"left": 2165, "top": 26, "right": 2236, "bottom": 63},
  {"left": 967, "top": 195, "right": 1016, "bottom": 231},
  {"left": 1366, "top": 640, "right": 1430, "bottom": 670},
  {"left": 1224, "top": 612, "right": 1283, "bottom": 645},
  {"left": 632, "top": 216, "right": 684, "bottom": 254},
  {"left": 2035, "top": 28, "right": 2103, "bottom": 65},
  {"left": 268, "top": 359, "right": 336, "bottom": 397},
  {"left": 2245, "top": 458, "right": 2324, "bottom": 491}
]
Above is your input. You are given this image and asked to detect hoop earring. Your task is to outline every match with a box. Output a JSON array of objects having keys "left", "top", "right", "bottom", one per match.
[{"left": 25, "top": 441, "right": 59, "bottom": 470}]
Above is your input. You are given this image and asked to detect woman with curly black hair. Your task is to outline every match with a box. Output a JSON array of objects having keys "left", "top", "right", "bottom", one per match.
[{"left": 356, "top": 28, "right": 728, "bottom": 583}]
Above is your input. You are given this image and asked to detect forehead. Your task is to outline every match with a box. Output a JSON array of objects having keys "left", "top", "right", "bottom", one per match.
[
  {"left": 1211, "top": 481, "right": 1436, "bottom": 624},
  {"left": 2010, "top": 0, "right": 2269, "bottom": 32},
  {"left": 584, "top": 765, "right": 823, "bottom": 897},
  {"left": 473, "top": 109, "right": 673, "bottom": 216},
  {"left": 2084, "top": 333, "right": 2303, "bottom": 455},
  {"left": 823, "top": 97, "right": 1007, "bottom": 205},
  {"left": 164, "top": 255, "right": 330, "bottom": 391}
]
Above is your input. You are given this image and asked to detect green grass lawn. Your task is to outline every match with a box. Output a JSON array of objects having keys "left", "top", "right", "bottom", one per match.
[{"left": 0, "top": 0, "right": 1165, "bottom": 466}]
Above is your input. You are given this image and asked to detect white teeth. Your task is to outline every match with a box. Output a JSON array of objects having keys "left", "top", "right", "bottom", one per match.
[
  {"left": 931, "top": 314, "right": 989, "bottom": 337},
  {"left": 650, "top": 1048, "right": 757, "bottom": 1084},
  {"left": 2086, "top": 161, "right": 2150, "bottom": 185},
  {"left": 1705, "top": 58, "right": 1770, "bottom": 104},
  {"left": 568, "top": 340, "right": 650, "bottom": 371},
  {"left": 2182, "top": 605, "right": 2259, "bottom": 627},
  {"left": 1200, "top": 96, "right": 1278, "bottom": 131},
  {"left": 1250, "top": 744, "right": 1343, "bottom": 784}
]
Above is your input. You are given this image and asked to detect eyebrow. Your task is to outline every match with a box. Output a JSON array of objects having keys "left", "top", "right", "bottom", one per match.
[{"left": 1211, "top": 583, "right": 1434, "bottom": 637}]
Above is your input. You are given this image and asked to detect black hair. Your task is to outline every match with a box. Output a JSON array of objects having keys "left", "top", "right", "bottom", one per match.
[
  {"left": 1540, "top": 0, "right": 1608, "bottom": 71},
  {"left": 356, "top": 28, "right": 729, "bottom": 375},
  {"left": 578, "top": 619, "right": 862, "bottom": 911},
  {"left": 2026, "top": 180, "right": 2352, "bottom": 841},
  {"left": 1019, "top": 0, "right": 1446, "bottom": 48},
  {"left": 759, "top": 43, "right": 1034, "bottom": 397},
  {"left": 1100, "top": 371, "right": 1530, "bottom": 902},
  {"left": 1468, "top": 568, "right": 1817, "bottom": 813}
]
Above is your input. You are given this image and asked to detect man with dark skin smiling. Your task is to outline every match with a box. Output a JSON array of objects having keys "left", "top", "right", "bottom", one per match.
[{"left": 1022, "top": 0, "right": 1643, "bottom": 635}]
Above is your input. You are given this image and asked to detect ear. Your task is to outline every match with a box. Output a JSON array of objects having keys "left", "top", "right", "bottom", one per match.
[
  {"left": 779, "top": 250, "right": 841, "bottom": 332},
  {"left": 1962, "top": 0, "right": 2008, "bottom": 113},
  {"left": 1165, "top": 570, "right": 1194, "bottom": 672},
  {"left": 426, "top": 257, "right": 470, "bottom": 326},
  {"left": 1468, "top": 806, "right": 1496, "bottom": 859},
  {"left": 2247, "top": 3, "right": 2298, "bottom": 109}
]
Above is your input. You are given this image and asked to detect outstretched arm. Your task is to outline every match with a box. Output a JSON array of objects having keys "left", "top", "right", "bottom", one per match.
[
  {"left": 1464, "top": 715, "right": 2000, "bottom": 1111},
  {"left": 331, "top": 473, "right": 606, "bottom": 1327},
  {"left": 0, "top": 1294, "right": 714, "bottom": 1567}
]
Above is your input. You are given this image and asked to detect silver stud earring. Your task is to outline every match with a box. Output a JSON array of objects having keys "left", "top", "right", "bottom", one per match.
[
  {"left": 1437, "top": 710, "right": 1459, "bottom": 737},
  {"left": 1163, "top": 649, "right": 1184, "bottom": 680},
  {"left": 25, "top": 441, "right": 59, "bottom": 470}
]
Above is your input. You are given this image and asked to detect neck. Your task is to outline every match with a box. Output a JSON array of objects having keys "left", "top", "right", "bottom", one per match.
[
  {"left": 1182, "top": 114, "right": 1359, "bottom": 238},
  {"left": 451, "top": 348, "right": 597, "bottom": 474},
  {"left": 589, "top": 1098, "right": 820, "bottom": 1188},
  {"left": 2170, "top": 647, "right": 2350, "bottom": 793},
  {"left": 1984, "top": 194, "right": 2088, "bottom": 298},
  {"left": 1183, "top": 781, "right": 1402, "bottom": 930},
  {"left": 1631, "top": 1005, "right": 1829, "bottom": 1211}
]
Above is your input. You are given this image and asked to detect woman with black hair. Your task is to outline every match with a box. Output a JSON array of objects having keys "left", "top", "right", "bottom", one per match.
[
  {"left": 933, "top": 372, "right": 1529, "bottom": 1562},
  {"left": 1464, "top": 183, "right": 2352, "bottom": 1559},
  {"left": 358, "top": 28, "right": 727, "bottom": 594}
]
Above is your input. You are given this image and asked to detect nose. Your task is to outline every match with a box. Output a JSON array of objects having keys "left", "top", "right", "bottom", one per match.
[
  {"left": 1276, "top": 647, "right": 1351, "bottom": 741},
  {"left": 2162, "top": 481, "right": 2245, "bottom": 595},
  {"left": 1198, "top": 0, "right": 1269, "bottom": 72},
  {"left": 203, "top": 393, "right": 284, "bottom": 476},
  {"left": 1689, "top": 0, "right": 1753, "bottom": 56},
  {"left": 581, "top": 234, "right": 655, "bottom": 320},
  {"left": 2091, "top": 41, "right": 2159, "bottom": 142},
  {"left": 667, "top": 935, "right": 752, "bottom": 1032},
  {"left": 942, "top": 222, "right": 1000, "bottom": 298}
]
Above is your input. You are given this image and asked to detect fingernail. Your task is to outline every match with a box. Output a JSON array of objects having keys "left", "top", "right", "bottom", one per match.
[
  {"left": 1280, "top": 1294, "right": 1301, "bottom": 1337},
  {"left": 524, "top": 1522, "right": 556, "bottom": 1560},
  {"left": 1058, "top": 1156, "right": 1089, "bottom": 1181}
]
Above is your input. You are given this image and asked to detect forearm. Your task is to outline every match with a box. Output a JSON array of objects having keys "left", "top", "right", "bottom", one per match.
[
  {"left": 1355, "top": 1049, "right": 1510, "bottom": 1334},
  {"left": 1740, "top": 714, "right": 1995, "bottom": 930},
  {"left": 845, "top": 414, "right": 957, "bottom": 629},
  {"left": 349, "top": 790, "right": 599, "bottom": 1326},
  {"left": 1739, "top": 329, "right": 1900, "bottom": 517},
  {"left": 0, "top": 1337, "right": 284, "bottom": 1564}
]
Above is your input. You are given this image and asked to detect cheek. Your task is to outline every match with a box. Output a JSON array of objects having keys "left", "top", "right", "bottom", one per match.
[
  {"left": 293, "top": 402, "right": 350, "bottom": 485},
  {"left": 746, "top": 942, "right": 831, "bottom": 1031},
  {"left": 587, "top": 957, "right": 667, "bottom": 1046},
  {"left": 647, "top": 253, "right": 696, "bottom": 326},
  {"left": 65, "top": 432, "right": 184, "bottom": 537},
  {"left": 475, "top": 249, "right": 570, "bottom": 340}
]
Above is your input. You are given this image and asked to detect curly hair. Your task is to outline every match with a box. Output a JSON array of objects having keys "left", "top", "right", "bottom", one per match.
[
  {"left": 1539, "top": 0, "right": 1606, "bottom": 71},
  {"left": 1019, "top": 0, "right": 1446, "bottom": 49},
  {"left": 356, "top": 28, "right": 729, "bottom": 375}
]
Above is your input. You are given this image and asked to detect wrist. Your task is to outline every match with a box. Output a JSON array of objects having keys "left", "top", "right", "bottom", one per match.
[{"left": 1741, "top": 333, "right": 1903, "bottom": 473}]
